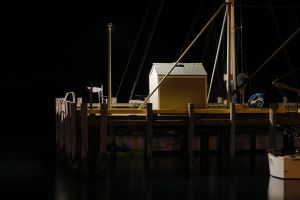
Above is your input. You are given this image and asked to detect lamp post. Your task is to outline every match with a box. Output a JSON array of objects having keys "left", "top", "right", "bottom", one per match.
[{"left": 108, "top": 23, "right": 112, "bottom": 109}]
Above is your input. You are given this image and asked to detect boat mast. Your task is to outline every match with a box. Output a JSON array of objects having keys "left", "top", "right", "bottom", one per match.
[{"left": 225, "top": 0, "right": 236, "bottom": 106}]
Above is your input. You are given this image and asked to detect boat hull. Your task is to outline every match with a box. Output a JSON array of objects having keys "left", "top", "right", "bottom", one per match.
[{"left": 268, "top": 153, "right": 300, "bottom": 179}]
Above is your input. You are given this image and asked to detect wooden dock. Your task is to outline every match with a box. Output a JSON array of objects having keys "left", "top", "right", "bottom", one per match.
[{"left": 55, "top": 98, "right": 300, "bottom": 174}]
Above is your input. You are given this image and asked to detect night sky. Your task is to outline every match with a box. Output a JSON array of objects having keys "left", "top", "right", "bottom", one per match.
[
  {"left": 2, "top": 0, "right": 300, "bottom": 101},
  {"left": 1, "top": 0, "right": 300, "bottom": 197}
]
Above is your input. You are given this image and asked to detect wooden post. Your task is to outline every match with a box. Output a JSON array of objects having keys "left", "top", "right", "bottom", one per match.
[
  {"left": 250, "top": 126, "right": 257, "bottom": 154},
  {"left": 80, "top": 103, "right": 88, "bottom": 161},
  {"left": 70, "top": 103, "right": 77, "bottom": 159},
  {"left": 56, "top": 98, "right": 63, "bottom": 152},
  {"left": 98, "top": 103, "right": 108, "bottom": 172},
  {"left": 70, "top": 102, "right": 78, "bottom": 169},
  {"left": 89, "top": 82, "right": 93, "bottom": 109},
  {"left": 269, "top": 103, "right": 277, "bottom": 148},
  {"left": 188, "top": 103, "right": 194, "bottom": 166},
  {"left": 59, "top": 99, "right": 66, "bottom": 153},
  {"left": 55, "top": 98, "right": 59, "bottom": 150},
  {"left": 229, "top": 102, "right": 236, "bottom": 160},
  {"left": 65, "top": 102, "right": 72, "bottom": 158},
  {"left": 146, "top": 103, "right": 153, "bottom": 164}
]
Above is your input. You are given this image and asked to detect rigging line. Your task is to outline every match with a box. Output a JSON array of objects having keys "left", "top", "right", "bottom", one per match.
[
  {"left": 217, "top": 36, "right": 226, "bottom": 85},
  {"left": 238, "top": 0, "right": 245, "bottom": 74},
  {"left": 207, "top": 5, "right": 228, "bottom": 103},
  {"left": 267, "top": 0, "right": 298, "bottom": 88},
  {"left": 129, "top": 0, "right": 165, "bottom": 101},
  {"left": 201, "top": 25, "right": 211, "bottom": 62},
  {"left": 288, "top": 1, "right": 299, "bottom": 26},
  {"left": 237, "top": 4, "right": 300, "bottom": 9},
  {"left": 138, "top": 3, "right": 226, "bottom": 110},
  {"left": 176, "top": 1, "right": 205, "bottom": 58},
  {"left": 249, "top": 27, "right": 300, "bottom": 80},
  {"left": 116, "top": 0, "right": 152, "bottom": 98},
  {"left": 273, "top": 68, "right": 300, "bottom": 82}
]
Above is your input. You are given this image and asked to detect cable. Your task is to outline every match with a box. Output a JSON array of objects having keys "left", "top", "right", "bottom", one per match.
[
  {"left": 115, "top": 0, "right": 152, "bottom": 98},
  {"left": 176, "top": 1, "right": 206, "bottom": 59},
  {"left": 267, "top": 0, "right": 299, "bottom": 88},
  {"left": 274, "top": 68, "right": 300, "bottom": 82},
  {"left": 249, "top": 27, "right": 300, "bottom": 80},
  {"left": 129, "top": 0, "right": 165, "bottom": 101}
]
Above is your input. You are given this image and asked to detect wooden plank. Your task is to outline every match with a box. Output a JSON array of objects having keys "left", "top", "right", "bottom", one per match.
[
  {"left": 236, "top": 119, "right": 269, "bottom": 125},
  {"left": 195, "top": 119, "right": 230, "bottom": 126},
  {"left": 154, "top": 120, "right": 188, "bottom": 126},
  {"left": 92, "top": 118, "right": 230, "bottom": 126},
  {"left": 108, "top": 120, "right": 147, "bottom": 126},
  {"left": 83, "top": 103, "right": 297, "bottom": 116}
]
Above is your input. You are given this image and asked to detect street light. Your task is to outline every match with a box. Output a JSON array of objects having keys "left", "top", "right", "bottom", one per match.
[{"left": 108, "top": 23, "right": 112, "bottom": 109}]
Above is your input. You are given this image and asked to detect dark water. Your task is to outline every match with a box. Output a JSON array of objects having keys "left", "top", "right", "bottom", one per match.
[
  {"left": 1, "top": 86, "right": 299, "bottom": 200},
  {"left": 54, "top": 153, "right": 300, "bottom": 200}
]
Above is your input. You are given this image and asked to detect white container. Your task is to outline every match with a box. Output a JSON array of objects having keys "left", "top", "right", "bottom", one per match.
[{"left": 268, "top": 153, "right": 300, "bottom": 179}]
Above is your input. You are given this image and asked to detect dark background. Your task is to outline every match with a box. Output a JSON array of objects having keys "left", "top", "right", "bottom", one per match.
[{"left": 0, "top": 0, "right": 299, "bottom": 198}]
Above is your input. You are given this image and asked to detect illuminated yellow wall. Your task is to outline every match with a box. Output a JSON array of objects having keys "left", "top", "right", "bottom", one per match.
[{"left": 158, "top": 76, "right": 207, "bottom": 109}]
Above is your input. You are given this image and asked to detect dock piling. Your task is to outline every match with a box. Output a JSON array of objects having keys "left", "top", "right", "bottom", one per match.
[
  {"left": 188, "top": 103, "right": 194, "bottom": 167},
  {"left": 146, "top": 103, "right": 153, "bottom": 167},
  {"left": 269, "top": 103, "right": 277, "bottom": 148},
  {"left": 229, "top": 102, "right": 236, "bottom": 160},
  {"left": 97, "top": 103, "right": 108, "bottom": 174}
]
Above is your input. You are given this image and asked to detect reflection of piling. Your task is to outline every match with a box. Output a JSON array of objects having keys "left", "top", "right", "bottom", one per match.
[
  {"left": 188, "top": 103, "right": 194, "bottom": 170},
  {"left": 230, "top": 102, "right": 236, "bottom": 160},
  {"left": 97, "top": 103, "right": 108, "bottom": 175},
  {"left": 80, "top": 103, "right": 88, "bottom": 173}
]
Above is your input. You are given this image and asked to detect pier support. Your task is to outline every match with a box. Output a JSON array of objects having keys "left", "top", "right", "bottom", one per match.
[
  {"left": 80, "top": 103, "right": 88, "bottom": 172},
  {"left": 229, "top": 102, "right": 236, "bottom": 160},
  {"left": 97, "top": 103, "right": 108, "bottom": 174},
  {"left": 65, "top": 102, "right": 72, "bottom": 160},
  {"left": 188, "top": 103, "right": 194, "bottom": 168},
  {"left": 70, "top": 102, "right": 78, "bottom": 170},
  {"left": 269, "top": 103, "right": 277, "bottom": 148},
  {"left": 146, "top": 103, "right": 153, "bottom": 167},
  {"left": 56, "top": 98, "right": 65, "bottom": 153}
]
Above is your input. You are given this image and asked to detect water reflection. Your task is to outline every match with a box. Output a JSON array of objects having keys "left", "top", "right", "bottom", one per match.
[{"left": 55, "top": 153, "right": 300, "bottom": 200}]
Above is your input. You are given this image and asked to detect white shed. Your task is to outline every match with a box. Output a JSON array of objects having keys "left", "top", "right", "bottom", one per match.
[{"left": 149, "top": 62, "right": 208, "bottom": 109}]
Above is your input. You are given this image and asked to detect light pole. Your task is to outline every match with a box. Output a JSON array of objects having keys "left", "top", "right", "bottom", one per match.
[{"left": 108, "top": 23, "right": 112, "bottom": 109}]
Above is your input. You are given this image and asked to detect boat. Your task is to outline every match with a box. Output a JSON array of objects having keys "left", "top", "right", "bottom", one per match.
[{"left": 268, "top": 153, "right": 300, "bottom": 179}]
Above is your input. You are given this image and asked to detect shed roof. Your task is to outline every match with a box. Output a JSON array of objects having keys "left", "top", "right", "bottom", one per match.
[{"left": 151, "top": 62, "right": 207, "bottom": 76}]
